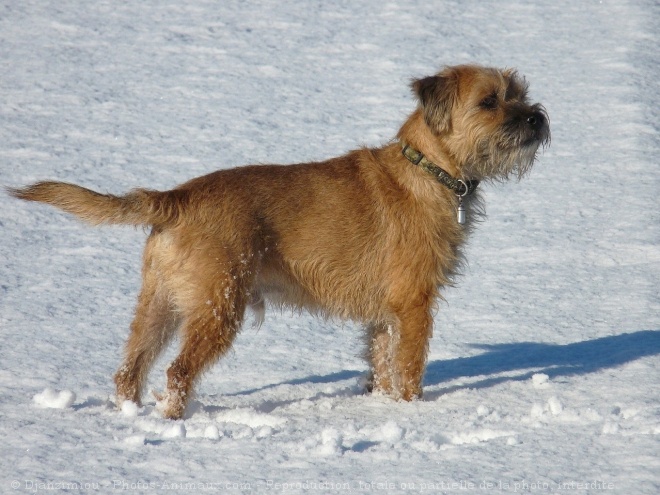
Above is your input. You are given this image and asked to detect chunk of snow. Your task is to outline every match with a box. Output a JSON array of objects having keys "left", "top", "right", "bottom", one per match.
[
  {"left": 376, "top": 421, "right": 405, "bottom": 443},
  {"left": 120, "top": 400, "right": 139, "bottom": 418},
  {"left": 477, "top": 405, "right": 491, "bottom": 417},
  {"left": 314, "top": 428, "right": 343, "bottom": 456},
  {"left": 530, "top": 403, "right": 545, "bottom": 419},
  {"left": 204, "top": 425, "right": 222, "bottom": 440},
  {"left": 33, "top": 388, "right": 76, "bottom": 409},
  {"left": 450, "top": 429, "right": 517, "bottom": 445},
  {"left": 547, "top": 396, "right": 564, "bottom": 416},
  {"left": 161, "top": 422, "right": 186, "bottom": 439},
  {"left": 124, "top": 434, "right": 146, "bottom": 446}
]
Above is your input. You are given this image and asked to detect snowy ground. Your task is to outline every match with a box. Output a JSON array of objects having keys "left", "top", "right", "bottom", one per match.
[{"left": 1, "top": 0, "right": 658, "bottom": 493}]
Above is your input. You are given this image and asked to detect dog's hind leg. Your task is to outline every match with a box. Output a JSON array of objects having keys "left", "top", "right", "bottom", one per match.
[
  {"left": 114, "top": 235, "right": 179, "bottom": 407},
  {"left": 158, "top": 258, "right": 253, "bottom": 420}
]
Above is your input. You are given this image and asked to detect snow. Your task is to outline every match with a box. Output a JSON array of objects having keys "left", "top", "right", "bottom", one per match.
[
  {"left": 1, "top": 0, "right": 658, "bottom": 493},
  {"left": 32, "top": 388, "right": 76, "bottom": 410}
]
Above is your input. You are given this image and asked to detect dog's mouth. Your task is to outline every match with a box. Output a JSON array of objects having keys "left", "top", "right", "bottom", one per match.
[
  {"left": 500, "top": 127, "right": 549, "bottom": 154},
  {"left": 529, "top": 122, "right": 551, "bottom": 149},
  {"left": 507, "top": 124, "right": 551, "bottom": 156},
  {"left": 522, "top": 134, "right": 547, "bottom": 148},
  {"left": 522, "top": 138, "right": 538, "bottom": 148}
]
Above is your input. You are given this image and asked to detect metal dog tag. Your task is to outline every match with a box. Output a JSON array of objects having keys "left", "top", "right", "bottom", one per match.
[{"left": 457, "top": 197, "right": 466, "bottom": 225}]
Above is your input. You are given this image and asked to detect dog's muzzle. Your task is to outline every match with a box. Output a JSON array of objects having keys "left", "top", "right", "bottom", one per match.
[{"left": 526, "top": 106, "right": 551, "bottom": 147}]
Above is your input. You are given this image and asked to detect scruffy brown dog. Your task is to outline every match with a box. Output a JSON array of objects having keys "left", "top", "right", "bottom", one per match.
[{"left": 10, "top": 64, "right": 549, "bottom": 419}]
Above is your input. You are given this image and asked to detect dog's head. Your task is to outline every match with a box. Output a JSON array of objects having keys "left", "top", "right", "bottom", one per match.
[{"left": 412, "top": 65, "right": 550, "bottom": 180}]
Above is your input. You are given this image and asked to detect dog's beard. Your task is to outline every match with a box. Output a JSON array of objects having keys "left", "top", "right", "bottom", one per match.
[
  {"left": 464, "top": 124, "right": 550, "bottom": 181},
  {"left": 463, "top": 142, "right": 538, "bottom": 180}
]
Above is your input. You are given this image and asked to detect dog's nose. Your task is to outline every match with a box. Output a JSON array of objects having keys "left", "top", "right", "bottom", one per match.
[{"left": 526, "top": 111, "right": 545, "bottom": 130}]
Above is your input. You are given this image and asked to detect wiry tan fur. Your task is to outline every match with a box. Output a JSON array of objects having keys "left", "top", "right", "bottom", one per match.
[{"left": 9, "top": 65, "right": 549, "bottom": 419}]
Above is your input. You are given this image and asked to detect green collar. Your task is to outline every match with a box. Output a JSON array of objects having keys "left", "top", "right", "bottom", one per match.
[{"left": 400, "top": 142, "right": 479, "bottom": 197}]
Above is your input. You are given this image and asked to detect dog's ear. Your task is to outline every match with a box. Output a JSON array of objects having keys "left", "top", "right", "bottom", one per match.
[{"left": 412, "top": 73, "right": 458, "bottom": 134}]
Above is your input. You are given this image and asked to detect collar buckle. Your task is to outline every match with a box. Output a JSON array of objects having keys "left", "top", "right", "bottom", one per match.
[{"left": 401, "top": 144, "right": 424, "bottom": 165}]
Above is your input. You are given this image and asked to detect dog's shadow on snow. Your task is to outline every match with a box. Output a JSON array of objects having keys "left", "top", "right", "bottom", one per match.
[
  {"left": 423, "top": 329, "right": 660, "bottom": 400},
  {"left": 223, "top": 369, "right": 364, "bottom": 403},
  {"left": 230, "top": 330, "right": 659, "bottom": 402}
]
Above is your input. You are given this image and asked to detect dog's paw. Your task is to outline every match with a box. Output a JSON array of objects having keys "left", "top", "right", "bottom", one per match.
[{"left": 154, "top": 390, "right": 186, "bottom": 420}]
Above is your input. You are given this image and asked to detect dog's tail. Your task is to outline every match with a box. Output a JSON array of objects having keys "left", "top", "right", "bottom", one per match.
[{"left": 8, "top": 181, "right": 183, "bottom": 227}]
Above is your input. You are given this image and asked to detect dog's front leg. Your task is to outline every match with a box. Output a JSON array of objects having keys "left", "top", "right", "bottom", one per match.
[
  {"left": 367, "top": 302, "right": 432, "bottom": 401},
  {"left": 366, "top": 322, "right": 399, "bottom": 397},
  {"left": 392, "top": 304, "right": 433, "bottom": 401}
]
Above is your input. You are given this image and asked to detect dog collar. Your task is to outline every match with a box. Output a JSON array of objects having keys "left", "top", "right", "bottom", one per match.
[{"left": 400, "top": 142, "right": 480, "bottom": 197}]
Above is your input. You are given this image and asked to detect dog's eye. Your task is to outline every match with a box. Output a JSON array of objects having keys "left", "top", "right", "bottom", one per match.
[{"left": 480, "top": 95, "right": 498, "bottom": 110}]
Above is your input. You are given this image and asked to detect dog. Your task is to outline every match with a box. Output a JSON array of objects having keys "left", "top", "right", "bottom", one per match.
[{"left": 9, "top": 64, "right": 549, "bottom": 419}]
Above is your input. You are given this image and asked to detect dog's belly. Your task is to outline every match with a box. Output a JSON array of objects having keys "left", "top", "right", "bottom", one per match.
[
  {"left": 252, "top": 270, "right": 325, "bottom": 315},
  {"left": 250, "top": 255, "right": 387, "bottom": 323}
]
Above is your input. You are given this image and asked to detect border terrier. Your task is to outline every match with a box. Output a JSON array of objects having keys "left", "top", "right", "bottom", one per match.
[{"left": 9, "top": 64, "right": 549, "bottom": 419}]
